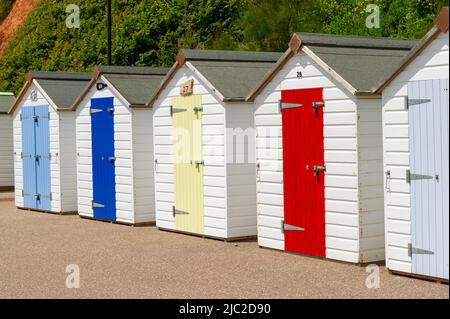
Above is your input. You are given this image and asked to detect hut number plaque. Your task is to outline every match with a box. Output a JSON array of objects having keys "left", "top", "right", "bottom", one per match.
[
  {"left": 31, "top": 90, "right": 38, "bottom": 101},
  {"left": 180, "top": 79, "right": 194, "bottom": 96}
]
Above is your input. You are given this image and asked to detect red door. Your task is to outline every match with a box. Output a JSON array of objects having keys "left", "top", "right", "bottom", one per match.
[{"left": 281, "top": 88, "right": 325, "bottom": 257}]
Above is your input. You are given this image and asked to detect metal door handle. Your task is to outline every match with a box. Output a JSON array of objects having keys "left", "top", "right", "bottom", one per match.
[
  {"left": 34, "top": 154, "right": 52, "bottom": 161},
  {"left": 193, "top": 107, "right": 203, "bottom": 113},
  {"left": 312, "top": 101, "right": 325, "bottom": 111},
  {"left": 195, "top": 160, "right": 204, "bottom": 166},
  {"left": 108, "top": 156, "right": 116, "bottom": 162},
  {"left": 313, "top": 165, "right": 326, "bottom": 176},
  {"left": 385, "top": 170, "right": 391, "bottom": 191}
]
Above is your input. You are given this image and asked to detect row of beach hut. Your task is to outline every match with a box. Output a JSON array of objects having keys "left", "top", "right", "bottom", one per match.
[{"left": 0, "top": 7, "right": 448, "bottom": 281}]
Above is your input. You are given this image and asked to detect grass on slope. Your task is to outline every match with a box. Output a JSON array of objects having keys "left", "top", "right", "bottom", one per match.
[{"left": 0, "top": 0, "right": 14, "bottom": 22}]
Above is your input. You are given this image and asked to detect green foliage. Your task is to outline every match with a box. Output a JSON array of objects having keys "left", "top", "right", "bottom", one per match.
[
  {"left": 0, "top": 0, "right": 14, "bottom": 22},
  {"left": 317, "top": 0, "right": 448, "bottom": 37},
  {"left": 0, "top": 0, "right": 447, "bottom": 93},
  {"left": 239, "top": 0, "right": 322, "bottom": 51},
  {"left": 0, "top": 0, "right": 243, "bottom": 92}
]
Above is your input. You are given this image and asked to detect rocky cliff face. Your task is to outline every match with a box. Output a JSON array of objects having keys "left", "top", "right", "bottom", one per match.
[{"left": 0, "top": 0, "right": 42, "bottom": 57}]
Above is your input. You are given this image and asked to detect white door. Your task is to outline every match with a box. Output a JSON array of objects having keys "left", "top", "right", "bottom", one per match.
[{"left": 408, "top": 79, "right": 449, "bottom": 280}]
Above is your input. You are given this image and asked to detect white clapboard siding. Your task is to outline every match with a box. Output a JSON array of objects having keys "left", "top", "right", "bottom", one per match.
[
  {"left": 153, "top": 65, "right": 227, "bottom": 237},
  {"left": 0, "top": 115, "right": 13, "bottom": 187},
  {"left": 225, "top": 103, "right": 257, "bottom": 238},
  {"left": 113, "top": 94, "right": 134, "bottom": 223},
  {"left": 13, "top": 109, "right": 23, "bottom": 208},
  {"left": 12, "top": 83, "right": 68, "bottom": 213},
  {"left": 59, "top": 112, "right": 77, "bottom": 212},
  {"left": 132, "top": 108, "right": 155, "bottom": 223},
  {"left": 76, "top": 78, "right": 155, "bottom": 224},
  {"left": 255, "top": 50, "right": 385, "bottom": 263},
  {"left": 48, "top": 98, "right": 61, "bottom": 212},
  {"left": 382, "top": 31, "right": 449, "bottom": 274},
  {"left": 357, "top": 98, "right": 385, "bottom": 263}
]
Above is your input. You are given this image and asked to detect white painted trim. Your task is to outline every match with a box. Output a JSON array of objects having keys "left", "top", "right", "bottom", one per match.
[
  {"left": 185, "top": 62, "right": 226, "bottom": 102},
  {"left": 99, "top": 75, "right": 132, "bottom": 108},
  {"left": 302, "top": 46, "right": 358, "bottom": 95},
  {"left": 32, "top": 80, "right": 59, "bottom": 112}
]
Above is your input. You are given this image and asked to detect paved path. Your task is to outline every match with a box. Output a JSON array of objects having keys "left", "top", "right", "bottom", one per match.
[{"left": 0, "top": 200, "right": 447, "bottom": 299}]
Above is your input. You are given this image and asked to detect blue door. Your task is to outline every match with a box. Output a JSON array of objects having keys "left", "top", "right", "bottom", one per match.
[
  {"left": 21, "top": 105, "right": 51, "bottom": 211},
  {"left": 91, "top": 97, "right": 116, "bottom": 221}
]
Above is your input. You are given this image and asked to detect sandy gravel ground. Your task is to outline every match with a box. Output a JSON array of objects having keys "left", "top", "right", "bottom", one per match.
[
  {"left": 0, "top": 197, "right": 447, "bottom": 299},
  {"left": 0, "top": 191, "right": 14, "bottom": 201}
]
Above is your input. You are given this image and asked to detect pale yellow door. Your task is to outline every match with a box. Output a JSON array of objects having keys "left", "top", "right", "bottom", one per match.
[{"left": 172, "top": 95, "right": 204, "bottom": 234}]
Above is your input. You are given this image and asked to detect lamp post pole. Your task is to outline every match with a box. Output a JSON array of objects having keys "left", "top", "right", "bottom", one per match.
[{"left": 107, "top": 0, "right": 112, "bottom": 65}]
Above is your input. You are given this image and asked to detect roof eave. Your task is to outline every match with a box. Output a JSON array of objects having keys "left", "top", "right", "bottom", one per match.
[
  {"left": 300, "top": 45, "right": 359, "bottom": 96},
  {"left": 372, "top": 26, "right": 442, "bottom": 93},
  {"left": 246, "top": 47, "right": 296, "bottom": 102},
  {"left": 129, "top": 104, "right": 147, "bottom": 108},
  {"left": 372, "top": 7, "right": 449, "bottom": 94},
  {"left": 223, "top": 98, "right": 247, "bottom": 103},
  {"left": 246, "top": 32, "right": 367, "bottom": 101},
  {"left": 354, "top": 91, "right": 381, "bottom": 97},
  {"left": 7, "top": 73, "right": 33, "bottom": 114},
  {"left": 146, "top": 57, "right": 183, "bottom": 108},
  {"left": 70, "top": 67, "right": 102, "bottom": 111}
]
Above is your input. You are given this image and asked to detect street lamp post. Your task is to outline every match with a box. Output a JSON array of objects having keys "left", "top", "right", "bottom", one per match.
[{"left": 107, "top": 0, "right": 112, "bottom": 65}]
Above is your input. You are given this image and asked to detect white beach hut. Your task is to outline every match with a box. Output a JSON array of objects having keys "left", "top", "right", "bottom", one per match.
[
  {"left": 149, "top": 49, "right": 281, "bottom": 240},
  {"left": 373, "top": 7, "right": 449, "bottom": 281},
  {"left": 9, "top": 72, "right": 90, "bottom": 213},
  {"left": 249, "top": 33, "right": 417, "bottom": 263},
  {"left": 73, "top": 66, "right": 168, "bottom": 225},
  {"left": 0, "top": 92, "right": 15, "bottom": 190}
]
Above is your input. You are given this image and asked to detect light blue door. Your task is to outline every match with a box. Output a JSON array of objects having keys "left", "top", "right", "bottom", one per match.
[
  {"left": 34, "top": 106, "right": 51, "bottom": 211},
  {"left": 21, "top": 107, "right": 37, "bottom": 209},
  {"left": 91, "top": 97, "right": 116, "bottom": 221},
  {"left": 21, "top": 105, "right": 51, "bottom": 211},
  {"left": 408, "top": 79, "right": 449, "bottom": 280}
]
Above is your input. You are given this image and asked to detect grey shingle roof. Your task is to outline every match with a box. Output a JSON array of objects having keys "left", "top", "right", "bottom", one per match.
[
  {"left": 183, "top": 49, "right": 283, "bottom": 100},
  {"left": 183, "top": 49, "right": 283, "bottom": 63},
  {"left": 98, "top": 66, "right": 170, "bottom": 105},
  {"left": 296, "top": 33, "right": 418, "bottom": 92},
  {"left": 297, "top": 32, "right": 418, "bottom": 50},
  {"left": 31, "top": 72, "right": 91, "bottom": 110},
  {"left": 0, "top": 93, "right": 15, "bottom": 114}
]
